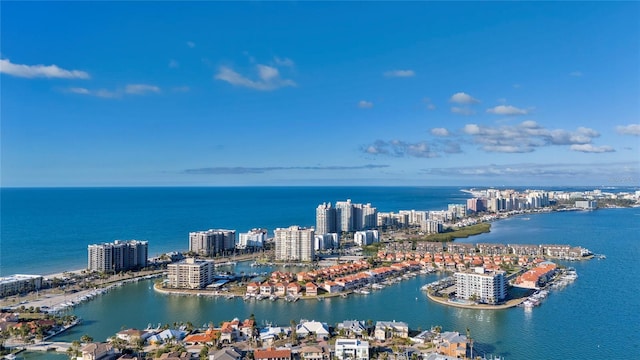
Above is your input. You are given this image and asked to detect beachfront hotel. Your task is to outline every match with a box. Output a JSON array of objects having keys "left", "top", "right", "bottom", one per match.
[
  {"left": 454, "top": 267, "right": 507, "bottom": 305},
  {"left": 87, "top": 240, "right": 148, "bottom": 273},
  {"left": 189, "top": 229, "right": 236, "bottom": 257},
  {"left": 274, "top": 226, "right": 314, "bottom": 262},
  {"left": 167, "top": 258, "right": 214, "bottom": 289},
  {"left": 0, "top": 274, "right": 43, "bottom": 298}
]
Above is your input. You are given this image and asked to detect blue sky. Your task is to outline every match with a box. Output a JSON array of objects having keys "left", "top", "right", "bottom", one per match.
[{"left": 1, "top": 2, "right": 639, "bottom": 187}]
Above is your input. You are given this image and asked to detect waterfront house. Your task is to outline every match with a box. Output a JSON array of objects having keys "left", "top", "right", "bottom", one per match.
[
  {"left": 274, "top": 282, "right": 287, "bottom": 297},
  {"left": 246, "top": 282, "right": 260, "bottom": 296},
  {"left": 287, "top": 282, "right": 302, "bottom": 296},
  {"left": 146, "top": 329, "right": 187, "bottom": 345},
  {"left": 259, "top": 327, "right": 289, "bottom": 346},
  {"left": 156, "top": 352, "right": 192, "bottom": 360},
  {"left": 240, "top": 318, "right": 255, "bottom": 340},
  {"left": 434, "top": 331, "right": 468, "bottom": 358},
  {"left": 374, "top": 321, "right": 408, "bottom": 341},
  {"left": 81, "top": 342, "right": 115, "bottom": 360},
  {"left": 208, "top": 347, "right": 242, "bottom": 360},
  {"left": 260, "top": 283, "right": 274, "bottom": 296},
  {"left": 322, "top": 281, "right": 342, "bottom": 293},
  {"left": 220, "top": 321, "right": 238, "bottom": 344},
  {"left": 305, "top": 282, "right": 318, "bottom": 296},
  {"left": 116, "top": 328, "right": 151, "bottom": 343},
  {"left": 336, "top": 320, "right": 368, "bottom": 338},
  {"left": 184, "top": 329, "right": 220, "bottom": 345},
  {"left": 296, "top": 320, "right": 330, "bottom": 340},
  {"left": 253, "top": 348, "right": 292, "bottom": 360}
]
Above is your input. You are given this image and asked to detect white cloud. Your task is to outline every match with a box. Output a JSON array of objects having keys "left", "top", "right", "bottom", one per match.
[
  {"left": 274, "top": 56, "right": 295, "bottom": 67},
  {"left": 187, "top": 41, "right": 196, "bottom": 48},
  {"left": 486, "top": 105, "right": 530, "bottom": 116},
  {"left": 0, "top": 58, "right": 89, "bottom": 79},
  {"left": 570, "top": 144, "right": 615, "bottom": 153},
  {"left": 569, "top": 71, "right": 583, "bottom": 77},
  {"left": 423, "top": 97, "right": 436, "bottom": 110},
  {"left": 383, "top": 69, "right": 415, "bottom": 78},
  {"left": 169, "top": 59, "right": 179, "bottom": 68},
  {"left": 449, "top": 92, "right": 480, "bottom": 104},
  {"left": 616, "top": 124, "right": 640, "bottom": 136},
  {"left": 430, "top": 128, "right": 450, "bottom": 137},
  {"left": 358, "top": 100, "right": 374, "bottom": 108},
  {"left": 215, "top": 64, "right": 296, "bottom": 91},
  {"left": 451, "top": 106, "right": 475, "bottom": 115},
  {"left": 125, "top": 84, "right": 161, "bottom": 95},
  {"left": 364, "top": 140, "right": 438, "bottom": 158},
  {"left": 462, "top": 121, "right": 611, "bottom": 153},
  {"left": 68, "top": 87, "right": 90, "bottom": 95}
]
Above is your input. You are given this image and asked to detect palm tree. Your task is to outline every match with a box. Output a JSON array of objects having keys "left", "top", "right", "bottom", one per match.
[{"left": 80, "top": 334, "right": 94, "bottom": 344}]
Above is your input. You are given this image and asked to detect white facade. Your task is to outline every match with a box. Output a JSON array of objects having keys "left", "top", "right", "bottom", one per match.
[
  {"left": 421, "top": 220, "right": 443, "bottom": 234},
  {"left": 237, "top": 228, "right": 267, "bottom": 249},
  {"left": 274, "top": 226, "right": 315, "bottom": 261},
  {"left": 454, "top": 268, "right": 507, "bottom": 305},
  {"left": 314, "top": 233, "right": 339, "bottom": 251},
  {"left": 354, "top": 230, "right": 379, "bottom": 246},
  {"left": 0, "top": 274, "right": 43, "bottom": 297},
  {"left": 167, "top": 258, "right": 214, "bottom": 289},
  {"left": 316, "top": 203, "right": 337, "bottom": 235},
  {"left": 334, "top": 339, "right": 369, "bottom": 360},
  {"left": 189, "top": 229, "right": 236, "bottom": 257}
]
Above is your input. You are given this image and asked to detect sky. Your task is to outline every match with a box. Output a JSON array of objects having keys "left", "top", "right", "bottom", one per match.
[{"left": 1, "top": 1, "right": 639, "bottom": 187}]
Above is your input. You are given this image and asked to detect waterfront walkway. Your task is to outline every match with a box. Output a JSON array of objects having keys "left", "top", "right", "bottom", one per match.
[{"left": 426, "top": 292, "right": 525, "bottom": 310}]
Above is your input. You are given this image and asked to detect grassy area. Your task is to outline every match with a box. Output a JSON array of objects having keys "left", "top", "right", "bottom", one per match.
[{"left": 419, "top": 222, "right": 491, "bottom": 242}]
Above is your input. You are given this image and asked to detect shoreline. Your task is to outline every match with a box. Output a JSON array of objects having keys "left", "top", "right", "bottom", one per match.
[{"left": 426, "top": 291, "right": 525, "bottom": 310}]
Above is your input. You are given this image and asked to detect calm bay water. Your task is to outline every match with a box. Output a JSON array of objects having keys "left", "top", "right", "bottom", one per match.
[{"left": 2, "top": 187, "right": 639, "bottom": 359}]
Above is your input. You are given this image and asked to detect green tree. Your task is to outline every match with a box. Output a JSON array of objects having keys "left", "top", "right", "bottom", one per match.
[{"left": 80, "top": 334, "right": 94, "bottom": 343}]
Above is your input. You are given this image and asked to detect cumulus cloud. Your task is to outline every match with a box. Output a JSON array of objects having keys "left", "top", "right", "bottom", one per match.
[
  {"left": 430, "top": 128, "right": 450, "bottom": 137},
  {"left": 570, "top": 144, "right": 615, "bottom": 153},
  {"left": 184, "top": 164, "right": 389, "bottom": 175},
  {"left": 449, "top": 92, "right": 480, "bottom": 104},
  {"left": 451, "top": 106, "right": 475, "bottom": 115},
  {"left": 0, "top": 58, "right": 90, "bottom": 79},
  {"left": 616, "top": 124, "right": 640, "bottom": 136},
  {"left": 384, "top": 69, "right": 415, "bottom": 78},
  {"left": 462, "top": 121, "right": 613, "bottom": 153},
  {"left": 215, "top": 64, "right": 296, "bottom": 91},
  {"left": 358, "top": 100, "right": 374, "bottom": 108},
  {"left": 487, "top": 105, "right": 530, "bottom": 116},
  {"left": 125, "top": 84, "right": 161, "bottom": 95}
]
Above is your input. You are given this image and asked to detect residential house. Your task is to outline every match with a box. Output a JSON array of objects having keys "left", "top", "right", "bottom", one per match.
[
  {"left": 374, "top": 321, "right": 408, "bottom": 341},
  {"left": 299, "top": 346, "right": 328, "bottom": 360},
  {"left": 296, "top": 320, "right": 330, "bottom": 340},
  {"left": 183, "top": 329, "right": 220, "bottom": 345},
  {"left": 240, "top": 319, "right": 255, "bottom": 340},
  {"left": 334, "top": 339, "right": 369, "bottom": 360},
  {"left": 274, "top": 283, "right": 287, "bottom": 297},
  {"left": 286, "top": 282, "right": 302, "bottom": 296},
  {"left": 435, "top": 332, "right": 468, "bottom": 358},
  {"left": 260, "top": 283, "right": 273, "bottom": 296},
  {"left": 81, "top": 343, "right": 115, "bottom": 360},
  {"left": 246, "top": 282, "right": 260, "bottom": 296},
  {"left": 253, "top": 348, "right": 292, "bottom": 360},
  {"left": 336, "top": 320, "right": 368, "bottom": 338},
  {"left": 259, "top": 327, "right": 289, "bottom": 347},
  {"left": 208, "top": 347, "right": 242, "bottom": 360},
  {"left": 116, "top": 329, "right": 151, "bottom": 343},
  {"left": 156, "top": 352, "right": 192, "bottom": 360},
  {"left": 305, "top": 282, "right": 318, "bottom": 297},
  {"left": 322, "top": 281, "right": 342, "bottom": 294},
  {"left": 146, "top": 329, "right": 187, "bottom": 345}
]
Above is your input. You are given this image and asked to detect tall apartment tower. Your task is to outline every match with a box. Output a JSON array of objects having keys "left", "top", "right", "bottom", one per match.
[
  {"left": 335, "top": 200, "right": 354, "bottom": 232},
  {"left": 167, "top": 257, "right": 214, "bottom": 289},
  {"left": 274, "top": 226, "right": 315, "bottom": 262},
  {"left": 88, "top": 240, "right": 148, "bottom": 272},
  {"left": 316, "top": 203, "right": 337, "bottom": 235},
  {"left": 189, "top": 229, "right": 236, "bottom": 257},
  {"left": 237, "top": 228, "right": 267, "bottom": 249},
  {"left": 454, "top": 267, "right": 507, "bottom": 305}
]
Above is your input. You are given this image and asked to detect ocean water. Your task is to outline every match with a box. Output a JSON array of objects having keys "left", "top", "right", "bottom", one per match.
[{"left": 2, "top": 187, "right": 640, "bottom": 359}]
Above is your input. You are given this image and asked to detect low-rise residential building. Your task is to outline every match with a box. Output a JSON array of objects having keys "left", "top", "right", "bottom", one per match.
[
  {"left": 305, "top": 282, "right": 318, "bottom": 297},
  {"left": 334, "top": 339, "right": 369, "bottom": 360},
  {"left": 0, "top": 274, "right": 43, "bottom": 298},
  {"left": 299, "top": 346, "right": 328, "bottom": 360},
  {"left": 254, "top": 348, "right": 292, "bottom": 360},
  {"left": 296, "top": 320, "right": 330, "bottom": 340},
  {"left": 209, "top": 348, "right": 242, "bottom": 360},
  {"left": 81, "top": 342, "right": 115, "bottom": 360},
  {"left": 374, "top": 321, "right": 408, "bottom": 341},
  {"left": 435, "top": 331, "right": 468, "bottom": 358},
  {"left": 336, "top": 320, "right": 368, "bottom": 338},
  {"left": 116, "top": 328, "right": 151, "bottom": 343}
]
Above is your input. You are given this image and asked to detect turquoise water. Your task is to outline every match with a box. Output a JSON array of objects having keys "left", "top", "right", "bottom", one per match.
[{"left": 2, "top": 187, "right": 640, "bottom": 359}]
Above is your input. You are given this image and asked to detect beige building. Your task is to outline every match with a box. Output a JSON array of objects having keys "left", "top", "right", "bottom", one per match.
[
  {"left": 167, "top": 258, "right": 214, "bottom": 289},
  {"left": 274, "top": 226, "right": 314, "bottom": 262},
  {"left": 189, "top": 229, "right": 236, "bottom": 257},
  {"left": 454, "top": 267, "right": 507, "bottom": 304},
  {"left": 0, "top": 274, "right": 43, "bottom": 298}
]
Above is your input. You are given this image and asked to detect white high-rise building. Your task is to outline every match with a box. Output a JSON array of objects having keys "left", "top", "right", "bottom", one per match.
[
  {"left": 167, "top": 258, "right": 214, "bottom": 289},
  {"left": 336, "top": 200, "right": 354, "bottom": 232},
  {"left": 88, "top": 240, "right": 148, "bottom": 272},
  {"left": 274, "top": 226, "right": 315, "bottom": 261},
  {"left": 189, "top": 229, "right": 236, "bottom": 257},
  {"left": 237, "top": 228, "right": 267, "bottom": 249},
  {"left": 314, "top": 233, "right": 339, "bottom": 251},
  {"left": 354, "top": 230, "right": 379, "bottom": 246},
  {"left": 454, "top": 267, "right": 507, "bottom": 305},
  {"left": 316, "top": 203, "right": 337, "bottom": 235}
]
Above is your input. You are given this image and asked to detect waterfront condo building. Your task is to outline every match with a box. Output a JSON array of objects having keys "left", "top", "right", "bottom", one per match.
[
  {"left": 189, "top": 229, "right": 236, "bottom": 257},
  {"left": 318, "top": 199, "right": 378, "bottom": 233},
  {"left": 274, "top": 226, "right": 315, "bottom": 262},
  {"left": 237, "top": 228, "right": 267, "bottom": 249},
  {"left": 454, "top": 267, "right": 507, "bottom": 305},
  {"left": 314, "top": 233, "right": 339, "bottom": 251},
  {"left": 316, "top": 202, "right": 337, "bottom": 235},
  {"left": 0, "top": 274, "right": 43, "bottom": 298},
  {"left": 87, "top": 240, "right": 148, "bottom": 273},
  {"left": 167, "top": 258, "right": 214, "bottom": 289}
]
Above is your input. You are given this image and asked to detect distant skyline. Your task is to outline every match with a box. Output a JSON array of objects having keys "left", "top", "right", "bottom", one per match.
[{"left": 1, "top": 2, "right": 639, "bottom": 187}]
